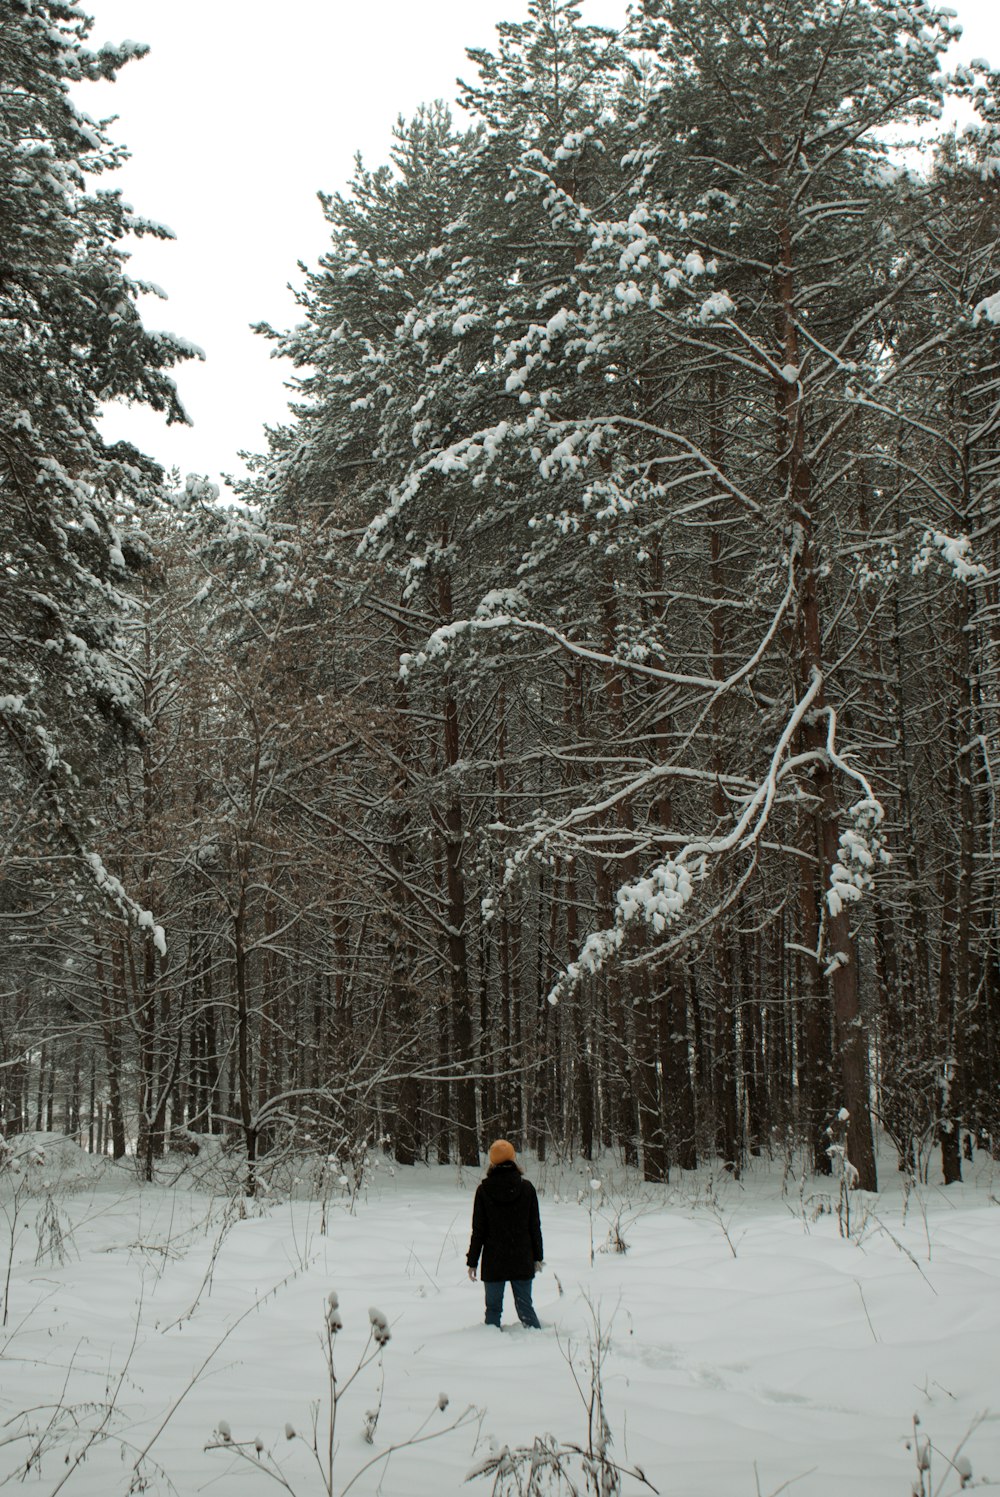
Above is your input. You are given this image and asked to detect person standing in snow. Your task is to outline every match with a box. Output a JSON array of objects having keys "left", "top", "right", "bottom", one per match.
[{"left": 466, "top": 1139, "right": 544, "bottom": 1329}]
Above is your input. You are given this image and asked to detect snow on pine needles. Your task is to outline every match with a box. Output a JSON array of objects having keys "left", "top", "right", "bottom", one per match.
[{"left": 0, "top": 1138, "right": 997, "bottom": 1496}]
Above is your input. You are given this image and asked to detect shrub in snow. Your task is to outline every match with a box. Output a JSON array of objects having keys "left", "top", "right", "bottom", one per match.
[
  {"left": 206, "top": 1293, "right": 474, "bottom": 1494},
  {"left": 469, "top": 1305, "right": 654, "bottom": 1496},
  {"left": 824, "top": 1110, "right": 862, "bottom": 1235},
  {"left": 368, "top": 1305, "right": 391, "bottom": 1346},
  {"left": 34, "top": 1193, "right": 74, "bottom": 1267},
  {"left": 325, "top": 1288, "right": 344, "bottom": 1332},
  {"left": 907, "top": 1412, "right": 982, "bottom": 1497}
]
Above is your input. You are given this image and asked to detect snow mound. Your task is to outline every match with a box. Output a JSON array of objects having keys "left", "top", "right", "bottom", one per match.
[{"left": 3, "top": 1131, "right": 114, "bottom": 1189}]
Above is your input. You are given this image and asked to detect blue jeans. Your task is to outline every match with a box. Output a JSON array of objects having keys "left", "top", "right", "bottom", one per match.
[{"left": 484, "top": 1278, "right": 541, "bottom": 1329}]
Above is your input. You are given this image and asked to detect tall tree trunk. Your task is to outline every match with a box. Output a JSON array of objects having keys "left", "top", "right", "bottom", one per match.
[
  {"left": 388, "top": 625, "right": 423, "bottom": 1165},
  {"left": 232, "top": 863, "right": 257, "bottom": 1196},
  {"left": 437, "top": 567, "right": 478, "bottom": 1166},
  {"left": 773, "top": 206, "right": 876, "bottom": 1189},
  {"left": 662, "top": 965, "right": 697, "bottom": 1170},
  {"left": 95, "top": 935, "right": 128, "bottom": 1159}
]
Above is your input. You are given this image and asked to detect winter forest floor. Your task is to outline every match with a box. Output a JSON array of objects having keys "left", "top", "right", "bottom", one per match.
[{"left": 0, "top": 1137, "right": 997, "bottom": 1497}]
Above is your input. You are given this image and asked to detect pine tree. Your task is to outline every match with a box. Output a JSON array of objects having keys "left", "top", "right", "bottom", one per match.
[
  {"left": 1, "top": 0, "right": 198, "bottom": 887},
  {"left": 1, "top": 1, "right": 200, "bottom": 1142}
]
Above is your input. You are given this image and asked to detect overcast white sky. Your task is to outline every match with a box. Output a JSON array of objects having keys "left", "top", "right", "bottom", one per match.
[{"left": 77, "top": 0, "right": 999, "bottom": 491}]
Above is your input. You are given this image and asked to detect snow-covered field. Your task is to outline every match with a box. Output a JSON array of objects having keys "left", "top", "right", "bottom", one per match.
[{"left": 1, "top": 1135, "right": 997, "bottom": 1496}]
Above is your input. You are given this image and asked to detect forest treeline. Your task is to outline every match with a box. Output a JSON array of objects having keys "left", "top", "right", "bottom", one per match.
[{"left": 2, "top": 0, "right": 1000, "bottom": 1194}]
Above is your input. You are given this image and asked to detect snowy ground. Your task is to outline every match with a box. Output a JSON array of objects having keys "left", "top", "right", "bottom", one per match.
[{"left": 1, "top": 1136, "right": 997, "bottom": 1496}]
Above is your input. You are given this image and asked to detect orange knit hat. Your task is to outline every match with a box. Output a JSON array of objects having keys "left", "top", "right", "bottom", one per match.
[{"left": 488, "top": 1139, "right": 516, "bottom": 1165}]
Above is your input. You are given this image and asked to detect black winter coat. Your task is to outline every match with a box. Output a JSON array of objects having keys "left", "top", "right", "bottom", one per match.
[{"left": 466, "top": 1161, "right": 543, "bottom": 1282}]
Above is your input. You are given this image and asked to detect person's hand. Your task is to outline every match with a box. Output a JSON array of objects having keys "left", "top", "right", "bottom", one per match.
[
  {"left": 468, "top": 1266, "right": 477, "bottom": 1281},
  {"left": 534, "top": 1261, "right": 544, "bottom": 1275}
]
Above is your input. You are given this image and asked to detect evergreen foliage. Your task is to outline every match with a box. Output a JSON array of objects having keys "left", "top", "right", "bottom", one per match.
[{"left": 0, "top": 0, "right": 197, "bottom": 825}]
